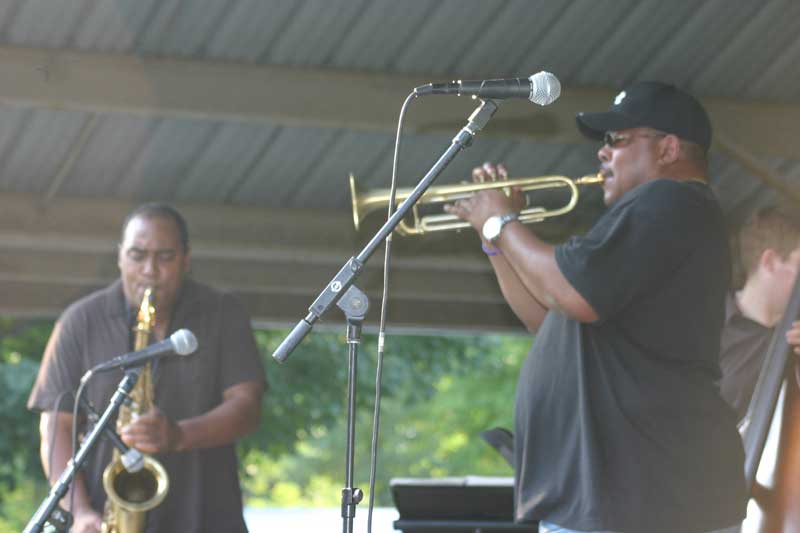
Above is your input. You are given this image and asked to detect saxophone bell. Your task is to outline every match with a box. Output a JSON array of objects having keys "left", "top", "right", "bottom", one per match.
[{"left": 101, "top": 457, "right": 169, "bottom": 532}]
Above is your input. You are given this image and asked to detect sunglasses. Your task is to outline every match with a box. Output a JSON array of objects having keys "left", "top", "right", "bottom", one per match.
[{"left": 603, "top": 131, "right": 667, "bottom": 148}]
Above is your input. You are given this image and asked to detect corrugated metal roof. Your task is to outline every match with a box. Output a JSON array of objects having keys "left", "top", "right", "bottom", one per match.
[
  {"left": 0, "top": 0, "right": 797, "bottom": 224},
  {"left": 0, "top": 0, "right": 795, "bottom": 93}
]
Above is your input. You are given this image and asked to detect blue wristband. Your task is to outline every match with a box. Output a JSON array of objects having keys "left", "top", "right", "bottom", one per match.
[{"left": 481, "top": 242, "right": 501, "bottom": 256}]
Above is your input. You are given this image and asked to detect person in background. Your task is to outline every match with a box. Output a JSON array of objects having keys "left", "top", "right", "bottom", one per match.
[{"left": 720, "top": 204, "right": 800, "bottom": 422}]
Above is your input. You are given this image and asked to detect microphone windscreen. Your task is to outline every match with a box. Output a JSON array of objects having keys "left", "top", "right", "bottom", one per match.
[
  {"left": 171, "top": 329, "right": 198, "bottom": 356},
  {"left": 529, "top": 71, "right": 561, "bottom": 106}
]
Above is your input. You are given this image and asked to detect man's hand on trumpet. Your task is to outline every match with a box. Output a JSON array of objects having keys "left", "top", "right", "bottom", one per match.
[{"left": 444, "top": 162, "right": 525, "bottom": 234}]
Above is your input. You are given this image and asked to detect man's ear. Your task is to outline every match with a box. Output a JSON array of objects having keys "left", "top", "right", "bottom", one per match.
[
  {"left": 659, "top": 135, "right": 681, "bottom": 165},
  {"left": 182, "top": 247, "right": 192, "bottom": 274},
  {"left": 760, "top": 248, "right": 780, "bottom": 274}
]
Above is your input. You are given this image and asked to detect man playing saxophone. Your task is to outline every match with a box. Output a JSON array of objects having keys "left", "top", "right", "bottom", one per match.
[{"left": 28, "top": 203, "right": 266, "bottom": 533}]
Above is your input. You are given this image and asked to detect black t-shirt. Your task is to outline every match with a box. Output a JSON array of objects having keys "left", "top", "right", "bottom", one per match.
[
  {"left": 513, "top": 179, "right": 747, "bottom": 532},
  {"left": 718, "top": 293, "right": 773, "bottom": 422},
  {"left": 28, "top": 279, "right": 266, "bottom": 533}
]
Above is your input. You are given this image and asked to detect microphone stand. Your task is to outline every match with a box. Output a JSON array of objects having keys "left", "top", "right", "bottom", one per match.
[
  {"left": 271, "top": 98, "right": 501, "bottom": 533},
  {"left": 337, "top": 286, "right": 369, "bottom": 533},
  {"left": 24, "top": 368, "right": 144, "bottom": 533},
  {"left": 273, "top": 97, "right": 500, "bottom": 363}
]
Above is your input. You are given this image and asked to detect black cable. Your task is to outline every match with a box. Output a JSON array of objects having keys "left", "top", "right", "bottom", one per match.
[
  {"left": 69, "top": 375, "right": 91, "bottom": 521},
  {"left": 45, "top": 391, "right": 74, "bottom": 533},
  {"left": 366, "top": 91, "right": 417, "bottom": 533},
  {"left": 47, "top": 391, "right": 73, "bottom": 485}
]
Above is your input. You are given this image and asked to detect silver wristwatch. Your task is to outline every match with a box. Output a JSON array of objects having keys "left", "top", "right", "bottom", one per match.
[{"left": 482, "top": 213, "right": 519, "bottom": 243}]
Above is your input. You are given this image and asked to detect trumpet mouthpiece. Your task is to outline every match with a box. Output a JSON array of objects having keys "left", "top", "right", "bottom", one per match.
[{"left": 575, "top": 173, "right": 605, "bottom": 185}]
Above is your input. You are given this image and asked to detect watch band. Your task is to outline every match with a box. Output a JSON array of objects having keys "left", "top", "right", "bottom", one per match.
[{"left": 494, "top": 212, "right": 518, "bottom": 242}]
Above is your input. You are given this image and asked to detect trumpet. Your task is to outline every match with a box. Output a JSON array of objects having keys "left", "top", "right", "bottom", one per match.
[{"left": 349, "top": 173, "right": 604, "bottom": 236}]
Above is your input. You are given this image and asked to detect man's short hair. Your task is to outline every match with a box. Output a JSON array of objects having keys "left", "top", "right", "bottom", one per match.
[
  {"left": 121, "top": 203, "right": 190, "bottom": 251},
  {"left": 737, "top": 204, "right": 800, "bottom": 281},
  {"left": 679, "top": 139, "right": 709, "bottom": 170}
]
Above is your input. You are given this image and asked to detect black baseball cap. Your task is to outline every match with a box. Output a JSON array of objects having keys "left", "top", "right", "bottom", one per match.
[{"left": 575, "top": 81, "right": 712, "bottom": 151}]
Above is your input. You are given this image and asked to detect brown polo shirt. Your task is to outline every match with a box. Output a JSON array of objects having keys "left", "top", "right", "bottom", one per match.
[{"left": 28, "top": 278, "right": 266, "bottom": 533}]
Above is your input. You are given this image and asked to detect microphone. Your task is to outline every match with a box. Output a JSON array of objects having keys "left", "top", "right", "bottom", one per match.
[
  {"left": 414, "top": 71, "right": 561, "bottom": 105},
  {"left": 92, "top": 329, "right": 198, "bottom": 373}
]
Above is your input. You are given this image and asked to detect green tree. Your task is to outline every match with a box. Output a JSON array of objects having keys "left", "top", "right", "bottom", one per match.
[
  {"left": 0, "top": 319, "right": 53, "bottom": 531},
  {"left": 241, "top": 332, "right": 530, "bottom": 507},
  {"left": 243, "top": 329, "right": 511, "bottom": 457}
]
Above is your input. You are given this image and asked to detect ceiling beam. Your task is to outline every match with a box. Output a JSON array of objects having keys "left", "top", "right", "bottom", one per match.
[
  {"left": 0, "top": 192, "right": 520, "bottom": 332},
  {"left": 0, "top": 46, "right": 796, "bottom": 159},
  {"left": 42, "top": 113, "right": 98, "bottom": 203},
  {"left": 0, "top": 280, "right": 522, "bottom": 335}
]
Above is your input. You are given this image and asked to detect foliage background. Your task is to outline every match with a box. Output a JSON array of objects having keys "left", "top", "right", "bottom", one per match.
[{"left": 0, "top": 319, "right": 529, "bottom": 530}]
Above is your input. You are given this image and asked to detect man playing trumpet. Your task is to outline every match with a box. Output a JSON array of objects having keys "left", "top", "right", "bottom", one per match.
[{"left": 446, "top": 81, "right": 746, "bottom": 533}]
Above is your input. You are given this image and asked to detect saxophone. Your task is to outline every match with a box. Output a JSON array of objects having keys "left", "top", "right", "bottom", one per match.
[{"left": 101, "top": 288, "right": 169, "bottom": 533}]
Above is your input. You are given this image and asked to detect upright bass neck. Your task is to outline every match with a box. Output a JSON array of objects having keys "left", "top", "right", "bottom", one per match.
[{"left": 741, "top": 274, "right": 800, "bottom": 491}]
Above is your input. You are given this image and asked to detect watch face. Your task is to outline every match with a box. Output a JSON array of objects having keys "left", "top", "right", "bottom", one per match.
[{"left": 482, "top": 216, "right": 502, "bottom": 241}]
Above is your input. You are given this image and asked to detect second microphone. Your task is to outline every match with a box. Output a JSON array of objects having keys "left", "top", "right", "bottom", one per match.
[{"left": 92, "top": 329, "right": 198, "bottom": 373}]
